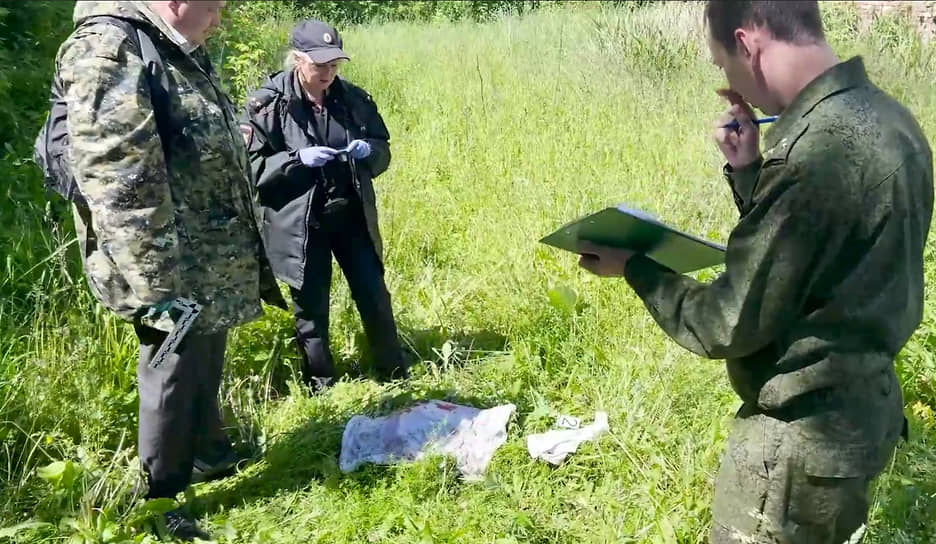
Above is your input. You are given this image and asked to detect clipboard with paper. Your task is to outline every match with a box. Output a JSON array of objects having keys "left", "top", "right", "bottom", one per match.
[{"left": 539, "top": 205, "right": 727, "bottom": 273}]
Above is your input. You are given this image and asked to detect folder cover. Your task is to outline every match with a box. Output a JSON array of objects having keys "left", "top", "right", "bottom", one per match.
[{"left": 540, "top": 205, "right": 726, "bottom": 273}]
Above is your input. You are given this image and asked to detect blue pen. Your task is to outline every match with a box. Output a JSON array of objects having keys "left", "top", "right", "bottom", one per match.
[{"left": 722, "top": 115, "right": 779, "bottom": 130}]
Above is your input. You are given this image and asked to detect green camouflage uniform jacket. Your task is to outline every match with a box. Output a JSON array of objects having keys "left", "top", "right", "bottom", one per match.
[
  {"left": 59, "top": 1, "right": 270, "bottom": 334},
  {"left": 624, "top": 57, "right": 933, "bottom": 474}
]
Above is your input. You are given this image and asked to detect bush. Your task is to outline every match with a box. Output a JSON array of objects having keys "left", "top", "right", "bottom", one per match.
[
  {"left": 235, "top": 0, "right": 548, "bottom": 26},
  {"left": 0, "top": 1, "right": 74, "bottom": 156}
]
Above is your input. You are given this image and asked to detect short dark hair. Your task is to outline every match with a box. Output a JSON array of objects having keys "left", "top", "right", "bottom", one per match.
[{"left": 705, "top": 1, "right": 825, "bottom": 54}]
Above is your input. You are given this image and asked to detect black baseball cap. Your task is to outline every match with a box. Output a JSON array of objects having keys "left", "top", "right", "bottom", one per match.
[{"left": 289, "top": 19, "right": 350, "bottom": 64}]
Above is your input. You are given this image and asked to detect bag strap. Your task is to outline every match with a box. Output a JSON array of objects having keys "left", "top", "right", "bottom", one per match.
[{"left": 82, "top": 15, "right": 173, "bottom": 167}]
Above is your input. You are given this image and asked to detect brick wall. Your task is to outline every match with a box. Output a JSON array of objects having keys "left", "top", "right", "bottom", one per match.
[{"left": 854, "top": 1, "right": 936, "bottom": 41}]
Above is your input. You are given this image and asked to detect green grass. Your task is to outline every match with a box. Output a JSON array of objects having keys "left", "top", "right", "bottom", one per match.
[{"left": 2, "top": 2, "right": 936, "bottom": 543}]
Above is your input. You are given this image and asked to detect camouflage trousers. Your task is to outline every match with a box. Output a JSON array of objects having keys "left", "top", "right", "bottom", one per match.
[{"left": 710, "top": 406, "right": 897, "bottom": 544}]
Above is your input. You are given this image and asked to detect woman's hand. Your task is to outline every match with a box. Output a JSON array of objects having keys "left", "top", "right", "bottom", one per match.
[
  {"left": 346, "top": 139, "right": 371, "bottom": 160},
  {"left": 298, "top": 146, "right": 337, "bottom": 167}
]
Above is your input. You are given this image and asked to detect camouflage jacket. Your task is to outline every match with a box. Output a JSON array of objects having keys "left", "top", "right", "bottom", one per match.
[
  {"left": 59, "top": 1, "right": 269, "bottom": 334},
  {"left": 625, "top": 57, "right": 933, "bottom": 472}
]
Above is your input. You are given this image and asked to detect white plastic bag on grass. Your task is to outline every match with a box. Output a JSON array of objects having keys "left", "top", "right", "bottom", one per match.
[
  {"left": 526, "top": 411, "right": 609, "bottom": 465},
  {"left": 339, "top": 400, "right": 516, "bottom": 480}
]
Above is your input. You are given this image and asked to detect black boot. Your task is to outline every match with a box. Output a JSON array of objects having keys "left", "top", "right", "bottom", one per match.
[
  {"left": 162, "top": 509, "right": 210, "bottom": 542},
  {"left": 305, "top": 375, "right": 335, "bottom": 395},
  {"left": 376, "top": 366, "right": 410, "bottom": 383},
  {"left": 374, "top": 352, "right": 412, "bottom": 383},
  {"left": 191, "top": 447, "right": 244, "bottom": 484}
]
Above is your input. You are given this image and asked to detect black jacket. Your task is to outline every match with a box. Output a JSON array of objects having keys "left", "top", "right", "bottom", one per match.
[{"left": 240, "top": 70, "right": 391, "bottom": 289}]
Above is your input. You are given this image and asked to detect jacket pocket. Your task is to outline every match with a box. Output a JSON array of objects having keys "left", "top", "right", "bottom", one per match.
[{"left": 802, "top": 441, "right": 883, "bottom": 478}]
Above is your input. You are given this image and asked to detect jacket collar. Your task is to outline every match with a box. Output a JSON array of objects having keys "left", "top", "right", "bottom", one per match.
[
  {"left": 133, "top": 1, "right": 198, "bottom": 54},
  {"left": 764, "top": 56, "right": 869, "bottom": 150}
]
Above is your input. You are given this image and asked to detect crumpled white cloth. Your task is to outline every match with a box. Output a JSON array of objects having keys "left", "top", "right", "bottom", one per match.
[
  {"left": 526, "top": 411, "right": 609, "bottom": 465},
  {"left": 339, "top": 400, "right": 516, "bottom": 479}
]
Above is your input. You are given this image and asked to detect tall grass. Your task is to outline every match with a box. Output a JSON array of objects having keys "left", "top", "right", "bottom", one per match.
[{"left": 1, "top": 1, "right": 934, "bottom": 542}]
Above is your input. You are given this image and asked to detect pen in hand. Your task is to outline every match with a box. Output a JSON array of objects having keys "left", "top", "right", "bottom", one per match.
[{"left": 721, "top": 115, "right": 779, "bottom": 130}]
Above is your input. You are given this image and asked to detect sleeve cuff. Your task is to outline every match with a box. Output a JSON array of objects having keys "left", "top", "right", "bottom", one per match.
[
  {"left": 724, "top": 157, "right": 763, "bottom": 184},
  {"left": 623, "top": 254, "right": 675, "bottom": 297}
]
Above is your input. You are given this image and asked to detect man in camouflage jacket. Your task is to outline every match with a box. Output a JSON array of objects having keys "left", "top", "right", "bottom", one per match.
[
  {"left": 579, "top": 2, "right": 933, "bottom": 542},
  {"left": 56, "top": 1, "right": 283, "bottom": 538}
]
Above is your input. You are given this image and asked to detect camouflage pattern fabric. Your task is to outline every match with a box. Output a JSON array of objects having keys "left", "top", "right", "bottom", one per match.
[
  {"left": 710, "top": 370, "right": 901, "bottom": 543},
  {"left": 623, "top": 57, "right": 933, "bottom": 539},
  {"left": 710, "top": 409, "right": 871, "bottom": 543},
  {"left": 59, "top": 1, "right": 268, "bottom": 334}
]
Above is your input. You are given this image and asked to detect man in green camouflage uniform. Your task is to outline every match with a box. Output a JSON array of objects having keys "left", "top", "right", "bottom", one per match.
[
  {"left": 56, "top": 1, "right": 283, "bottom": 539},
  {"left": 579, "top": 2, "right": 933, "bottom": 542}
]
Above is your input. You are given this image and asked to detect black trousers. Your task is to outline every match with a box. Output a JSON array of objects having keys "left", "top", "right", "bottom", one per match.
[
  {"left": 290, "top": 204, "right": 402, "bottom": 382},
  {"left": 136, "top": 324, "right": 229, "bottom": 498}
]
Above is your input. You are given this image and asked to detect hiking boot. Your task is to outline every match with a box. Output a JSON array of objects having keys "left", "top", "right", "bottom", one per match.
[
  {"left": 375, "top": 348, "right": 419, "bottom": 383},
  {"left": 163, "top": 508, "right": 210, "bottom": 542},
  {"left": 303, "top": 375, "right": 335, "bottom": 395},
  {"left": 191, "top": 448, "right": 243, "bottom": 484},
  {"left": 375, "top": 362, "right": 411, "bottom": 383}
]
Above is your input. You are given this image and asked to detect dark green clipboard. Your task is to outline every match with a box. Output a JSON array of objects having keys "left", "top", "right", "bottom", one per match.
[{"left": 540, "top": 205, "right": 726, "bottom": 273}]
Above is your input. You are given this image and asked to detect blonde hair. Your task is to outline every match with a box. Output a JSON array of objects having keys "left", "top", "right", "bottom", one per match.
[{"left": 283, "top": 49, "right": 313, "bottom": 71}]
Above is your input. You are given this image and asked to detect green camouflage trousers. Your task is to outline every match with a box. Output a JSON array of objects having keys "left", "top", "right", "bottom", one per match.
[{"left": 710, "top": 403, "right": 901, "bottom": 544}]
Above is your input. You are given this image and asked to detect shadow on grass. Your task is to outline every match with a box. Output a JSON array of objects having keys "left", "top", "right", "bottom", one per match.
[
  {"left": 328, "top": 325, "right": 509, "bottom": 380},
  {"left": 399, "top": 325, "right": 508, "bottom": 358},
  {"left": 195, "top": 329, "right": 516, "bottom": 518},
  {"left": 221, "top": 320, "right": 512, "bottom": 464},
  {"left": 867, "top": 422, "right": 936, "bottom": 542},
  {"left": 250, "top": 320, "right": 510, "bottom": 387}
]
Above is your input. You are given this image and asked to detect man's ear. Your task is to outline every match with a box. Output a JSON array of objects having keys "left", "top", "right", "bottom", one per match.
[
  {"left": 733, "top": 28, "right": 754, "bottom": 60},
  {"left": 737, "top": 27, "right": 768, "bottom": 88}
]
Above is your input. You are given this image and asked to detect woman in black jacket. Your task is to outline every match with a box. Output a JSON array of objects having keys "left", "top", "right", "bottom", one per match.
[{"left": 239, "top": 19, "right": 407, "bottom": 390}]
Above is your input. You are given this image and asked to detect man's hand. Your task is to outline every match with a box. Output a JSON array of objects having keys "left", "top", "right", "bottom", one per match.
[
  {"left": 145, "top": 298, "right": 175, "bottom": 316},
  {"left": 138, "top": 297, "right": 179, "bottom": 332},
  {"left": 577, "top": 240, "right": 635, "bottom": 278},
  {"left": 713, "top": 89, "right": 761, "bottom": 169}
]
